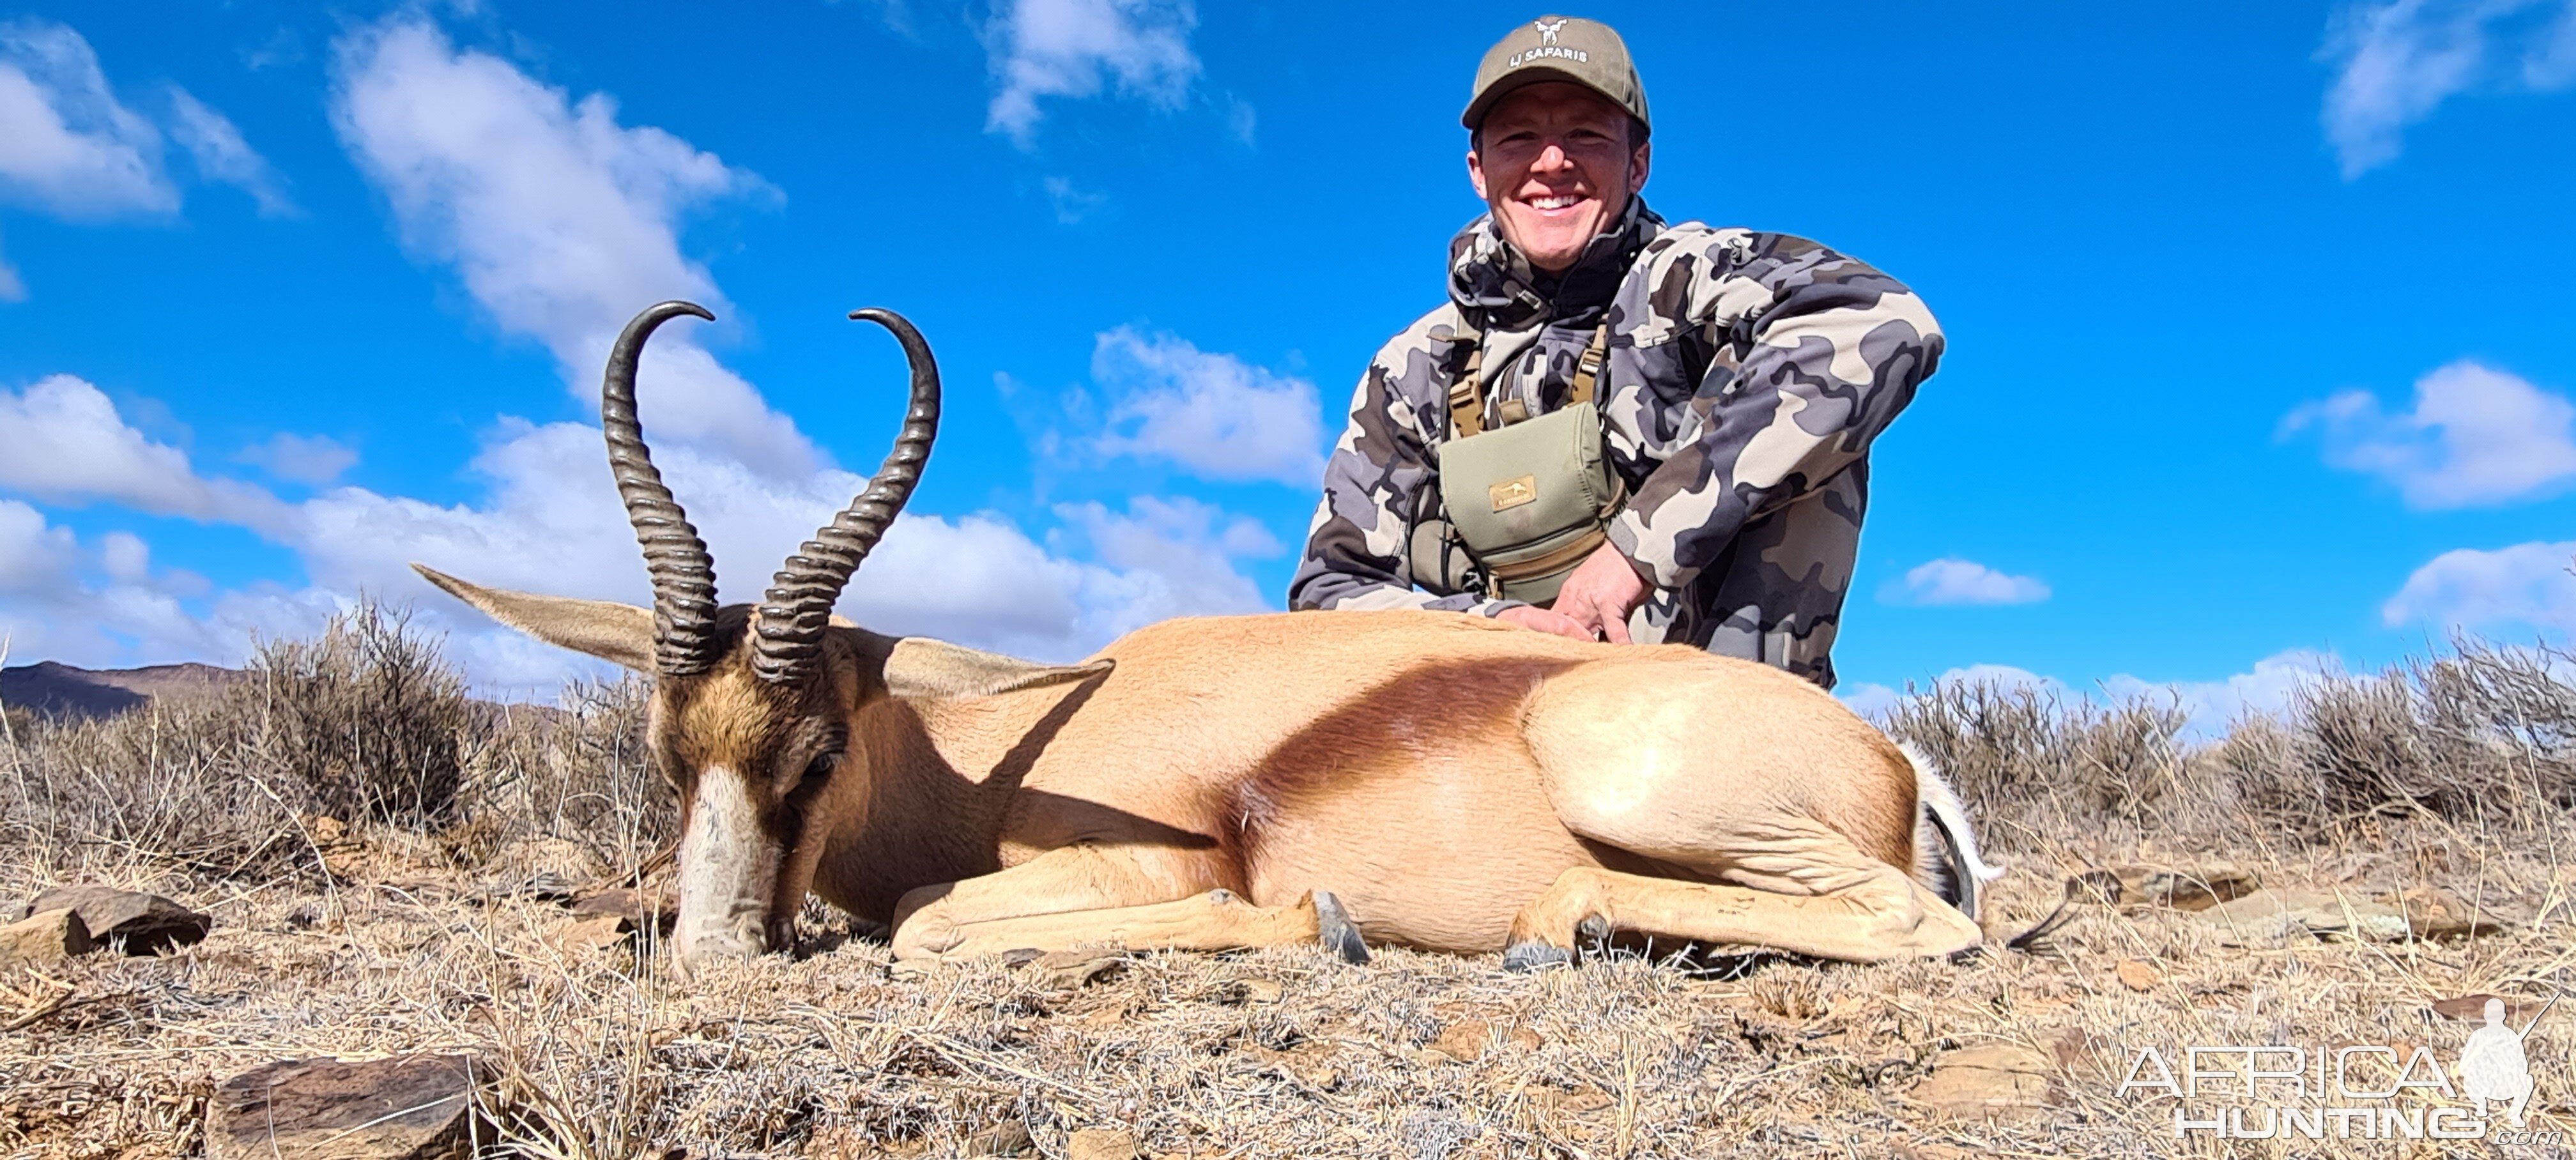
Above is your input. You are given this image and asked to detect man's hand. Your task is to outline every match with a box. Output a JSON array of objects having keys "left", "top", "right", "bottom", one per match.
[
  {"left": 1551, "top": 540, "right": 1649, "bottom": 643},
  {"left": 1496, "top": 604, "right": 1594, "bottom": 641}
]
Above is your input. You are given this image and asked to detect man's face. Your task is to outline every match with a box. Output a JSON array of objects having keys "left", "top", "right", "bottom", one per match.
[{"left": 1468, "top": 82, "right": 1650, "bottom": 273}]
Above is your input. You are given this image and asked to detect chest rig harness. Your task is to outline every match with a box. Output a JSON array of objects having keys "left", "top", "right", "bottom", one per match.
[{"left": 1407, "top": 317, "right": 1628, "bottom": 605}]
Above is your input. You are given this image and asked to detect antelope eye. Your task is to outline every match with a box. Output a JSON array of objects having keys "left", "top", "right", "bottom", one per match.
[{"left": 797, "top": 751, "right": 840, "bottom": 791}]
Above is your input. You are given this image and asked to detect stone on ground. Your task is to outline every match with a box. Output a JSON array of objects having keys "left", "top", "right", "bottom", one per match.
[
  {"left": 2191, "top": 888, "right": 2412, "bottom": 944},
  {"left": 21, "top": 885, "right": 211, "bottom": 955},
  {"left": 211, "top": 1055, "right": 487, "bottom": 1160},
  {"left": 1065, "top": 1127, "right": 1139, "bottom": 1160},
  {"left": 1912, "top": 1043, "right": 2058, "bottom": 1122},
  {"left": 0, "top": 908, "right": 93, "bottom": 968}
]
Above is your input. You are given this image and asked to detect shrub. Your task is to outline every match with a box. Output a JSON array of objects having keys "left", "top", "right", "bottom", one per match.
[{"left": 234, "top": 602, "right": 475, "bottom": 825}]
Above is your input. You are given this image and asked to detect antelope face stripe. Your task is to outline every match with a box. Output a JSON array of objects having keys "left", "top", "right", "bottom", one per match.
[{"left": 673, "top": 765, "right": 783, "bottom": 970}]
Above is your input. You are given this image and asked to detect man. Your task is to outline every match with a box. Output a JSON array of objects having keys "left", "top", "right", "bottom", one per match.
[{"left": 1287, "top": 15, "right": 1942, "bottom": 688}]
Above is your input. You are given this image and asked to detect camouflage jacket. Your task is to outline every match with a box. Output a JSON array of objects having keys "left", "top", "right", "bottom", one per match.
[{"left": 1287, "top": 197, "right": 1943, "bottom": 657}]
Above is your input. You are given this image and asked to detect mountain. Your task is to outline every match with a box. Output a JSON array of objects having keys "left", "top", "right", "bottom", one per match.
[{"left": 0, "top": 661, "right": 245, "bottom": 721}]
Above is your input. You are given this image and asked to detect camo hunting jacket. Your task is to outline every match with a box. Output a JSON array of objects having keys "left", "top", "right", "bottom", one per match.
[{"left": 1287, "top": 198, "right": 1943, "bottom": 685}]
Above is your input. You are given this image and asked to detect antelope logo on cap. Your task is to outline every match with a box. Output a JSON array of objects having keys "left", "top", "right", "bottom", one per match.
[{"left": 1509, "top": 19, "right": 1588, "bottom": 68}]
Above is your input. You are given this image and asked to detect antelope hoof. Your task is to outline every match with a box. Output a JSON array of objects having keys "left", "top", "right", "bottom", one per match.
[
  {"left": 1313, "top": 891, "right": 1370, "bottom": 965},
  {"left": 1501, "top": 940, "right": 1573, "bottom": 973},
  {"left": 1575, "top": 913, "right": 1612, "bottom": 949}
]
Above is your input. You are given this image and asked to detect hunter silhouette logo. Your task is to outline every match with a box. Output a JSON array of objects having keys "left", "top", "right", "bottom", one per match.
[
  {"left": 1535, "top": 18, "right": 1566, "bottom": 45},
  {"left": 2460, "top": 995, "right": 2548, "bottom": 1127},
  {"left": 2115, "top": 989, "right": 2561, "bottom": 1141}
]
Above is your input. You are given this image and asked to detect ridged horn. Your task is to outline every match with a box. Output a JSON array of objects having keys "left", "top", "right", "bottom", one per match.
[
  {"left": 752, "top": 308, "right": 940, "bottom": 684},
  {"left": 602, "top": 300, "right": 723, "bottom": 676}
]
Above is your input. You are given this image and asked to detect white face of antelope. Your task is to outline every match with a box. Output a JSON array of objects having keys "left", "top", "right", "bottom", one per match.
[
  {"left": 652, "top": 656, "right": 859, "bottom": 977},
  {"left": 672, "top": 764, "right": 784, "bottom": 965}
]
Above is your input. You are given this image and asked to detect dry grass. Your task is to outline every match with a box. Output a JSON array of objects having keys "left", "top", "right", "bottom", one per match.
[{"left": 3, "top": 623, "right": 2572, "bottom": 1158}]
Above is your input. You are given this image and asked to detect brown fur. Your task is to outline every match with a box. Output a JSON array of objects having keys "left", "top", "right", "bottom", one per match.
[{"left": 420, "top": 563, "right": 1980, "bottom": 966}]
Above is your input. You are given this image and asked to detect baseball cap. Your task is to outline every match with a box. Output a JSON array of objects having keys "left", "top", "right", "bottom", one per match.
[{"left": 1460, "top": 16, "right": 1649, "bottom": 135}]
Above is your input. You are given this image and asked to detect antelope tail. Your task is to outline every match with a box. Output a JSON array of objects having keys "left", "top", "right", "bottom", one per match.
[{"left": 1903, "top": 744, "right": 2005, "bottom": 920}]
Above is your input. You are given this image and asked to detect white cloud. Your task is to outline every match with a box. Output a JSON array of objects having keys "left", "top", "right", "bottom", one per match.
[
  {"left": 1880, "top": 557, "right": 2051, "bottom": 606},
  {"left": 2101, "top": 649, "right": 2346, "bottom": 733},
  {"left": 0, "top": 228, "right": 21, "bottom": 302},
  {"left": 1091, "top": 327, "right": 1327, "bottom": 486},
  {"left": 2383, "top": 538, "right": 2576, "bottom": 632},
  {"left": 0, "top": 374, "right": 285, "bottom": 528},
  {"left": 0, "top": 500, "right": 239, "bottom": 669},
  {"left": 1043, "top": 174, "right": 1106, "bottom": 223},
  {"left": 3, "top": 15, "right": 1283, "bottom": 685},
  {"left": 330, "top": 17, "right": 809, "bottom": 476},
  {"left": 165, "top": 85, "right": 295, "bottom": 217},
  {"left": 238, "top": 432, "right": 358, "bottom": 485},
  {"left": 985, "top": 0, "right": 1200, "bottom": 145},
  {"left": 2531, "top": 1, "right": 2576, "bottom": 82},
  {"left": 2320, "top": 0, "right": 2576, "bottom": 178},
  {"left": 0, "top": 19, "right": 175, "bottom": 217},
  {"left": 2284, "top": 360, "right": 2576, "bottom": 508},
  {"left": 0, "top": 376, "right": 1276, "bottom": 680},
  {"left": 1841, "top": 649, "right": 2347, "bottom": 738},
  {"left": 1052, "top": 494, "right": 1281, "bottom": 639}
]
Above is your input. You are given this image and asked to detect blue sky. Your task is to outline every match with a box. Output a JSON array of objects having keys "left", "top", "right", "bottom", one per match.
[{"left": 2, "top": 1, "right": 2572, "bottom": 719}]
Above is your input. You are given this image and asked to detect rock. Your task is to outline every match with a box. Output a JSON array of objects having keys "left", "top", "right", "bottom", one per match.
[
  {"left": 1002, "top": 947, "right": 1125, "bottom": 989},
  {"left": 546, "top": 913, "right": 636, "bottom": 954},
  {"left": 2393, "top": 886, "right": 2508, "bottom": 940},
  {"left": 211, "top": 1055, "right": 487, "bottom": 1159},
  {"left": 1427, "top": 1019, "right": 1542, "bottom": 1062},
  {"left": 1065, "top": 1127, "right": 1138, "bottom": 1160},
  {"left": 963, "top": 1117, "right": 1032, "bottom": 1157},
  {"left": 569, "top": 888, "right": 673, "bottom": 935},
  {"left": 2107, "top": 864, "right": 2257, "bottom": 912},
  {"left": 21, "top": 885, "right": 210, "bottom": 956},
  {"left": 1912, "top": 1043, "right": 2058, "bottom": 1122},
  {"left": 2114, "top": 959, "right": 2161, "bottom": 993},
  {"left": 2192, "top": 889, "right": 2412, "bottom": 945},
  {"left": 2433, "top": 993, "right": 2545, "bottom": 1021},
  {"left": 0, "top": 908, "right": 93, "bottom": 968}
]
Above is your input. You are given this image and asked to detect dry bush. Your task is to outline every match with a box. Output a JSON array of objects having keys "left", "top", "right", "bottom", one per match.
[
  {"left": 235, "top": 602, "right": 475, "bottom": 825},
  {"left": 1883, "top": 638, "right": 2576, "bottom": 850},
  {"left": 0, "top": 600, "right": 664, "bottom": 881},
  {"left": 452, "top": 674, "right": 669, "bottom": 871},
  {"left": 0, "top": 694, "right": 296, "bottom": 874},
  {"left": 1877, "top": 678, "right": 2205, "bottom": 848}
]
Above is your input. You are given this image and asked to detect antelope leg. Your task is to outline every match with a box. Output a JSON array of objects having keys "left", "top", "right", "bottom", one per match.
[
  {"left": 1504, "top": 866, "right": 1981, "bottom": 966},
  {"left": 888, "top": 844, "right": 1365, "bottom": 963},
  {"left": 900, "top": 887, "right": 1351, "bottom": 963}
]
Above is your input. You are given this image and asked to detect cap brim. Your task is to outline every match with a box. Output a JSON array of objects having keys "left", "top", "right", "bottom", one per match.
[{"left": 1460, "top": 66, "right": 1620, "bottom": 130}]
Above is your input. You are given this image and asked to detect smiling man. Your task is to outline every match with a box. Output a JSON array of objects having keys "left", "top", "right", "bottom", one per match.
[{"left": 1287, "top": 15, "right": 1944, "bottom": 688}]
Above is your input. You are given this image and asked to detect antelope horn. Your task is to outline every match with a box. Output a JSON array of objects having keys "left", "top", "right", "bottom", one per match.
[
  {"left": 603, "top": 300, "right": 724, "bottom": 676},
  {"left": 752, "top": 308, "right": 940, "bottom": 684}
]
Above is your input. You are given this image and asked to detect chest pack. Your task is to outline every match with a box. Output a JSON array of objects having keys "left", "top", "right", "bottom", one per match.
[{"left": 1407, "top": 317, "right": 1628, "bottom": 606}]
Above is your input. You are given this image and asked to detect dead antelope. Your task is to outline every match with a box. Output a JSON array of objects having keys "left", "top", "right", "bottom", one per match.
[{"left": 418, "top": 301, "right": 2002, "bottom": 976}]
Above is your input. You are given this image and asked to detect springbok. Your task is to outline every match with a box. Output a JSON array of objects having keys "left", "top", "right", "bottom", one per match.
[{"left": 419, "top": 301, "right": 2002, "bottom": 976}]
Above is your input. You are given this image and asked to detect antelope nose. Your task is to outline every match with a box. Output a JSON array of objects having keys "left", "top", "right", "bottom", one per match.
[{"left": 673, "top": 924, "right": 769, "bottom": 977}]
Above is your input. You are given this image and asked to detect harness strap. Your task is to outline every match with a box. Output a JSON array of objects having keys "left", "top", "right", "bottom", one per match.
[
  {"left": 1446, "top": 316, "right": 1485, "bottom": 439},
  {"left": 1568, "top": 322, "right": 1611, "bottom": 406},
  {"left": 1446, "top": 316, "right": 1611, "bottom": 437}
]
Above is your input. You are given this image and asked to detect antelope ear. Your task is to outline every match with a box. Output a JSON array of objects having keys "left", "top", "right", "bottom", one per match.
[
  {"left": 413, "top": 563, "right": 656, "bottom": 672},
  {"left": 875, "top": 636, "right": 1112, "bottom": 699}
]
